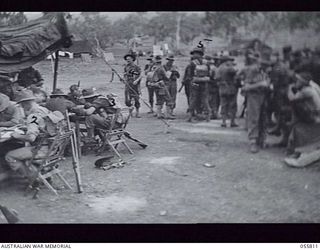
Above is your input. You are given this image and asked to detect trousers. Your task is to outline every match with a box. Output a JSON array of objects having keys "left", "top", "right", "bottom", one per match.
[
  {"left": 85, "top": 114, "right": 112, "bottom": 130},
  {"left": 125, "top": 84, "right": 140, "bottom": 109},
  {"left": 147, "top": 86, "right": 156, "bottom": 107},
  {"left": 189, "top": 82, "right": 211, "bottom": 115},
  {"left": 6, "top": 146, "right": 49, "bottom": 172},
  {"left": 220, "top": 94, "right": 237, "bottom": 118},
  {"left": 246, "top": 92, "right": 267, "bottom": 143},
  {"left": 208, "top": 85, "right": 220, "bottom": 116},
  {"left": 167, "top": 81, "right": 177, "bottom": 109},
  {"left": 155, "top": 86, "right": 171, "bottom": 107}
]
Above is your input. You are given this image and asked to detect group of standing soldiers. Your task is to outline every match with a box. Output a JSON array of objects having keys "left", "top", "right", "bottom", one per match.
[
  {"left": 122, "top": 44, "right": 320, "bottom": 155},
  {"left": 123, "top": 52, "right": 180, "bottom": 120}
]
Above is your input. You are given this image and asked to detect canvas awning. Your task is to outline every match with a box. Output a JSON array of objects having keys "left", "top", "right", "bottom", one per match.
[{"left": 0, "top": 12, "right": 72, "bottom": 74}]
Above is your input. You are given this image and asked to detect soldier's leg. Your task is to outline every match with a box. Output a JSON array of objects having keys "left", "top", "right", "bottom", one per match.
[
  {"left": 5, "top": 147, "right": 35, "bottom": 177},
  {"left": 211, "top": 87, "right": 220, "bottom": 119},
  {"left": 220, "top": 95, "right": 228, "bottom": 127},
  {"left": 230, "top": 94, "right": 238, "bottom": 127},
  {"left": 188, "top": 85, "right": 199, "bottom": 122},
  {"left": 133, "top": 85, "right": 141, "bottom": 118},
  {"left": 257, "top": 99, "right": 268, "bottom": 148},
  {"left": 147, "top": 87, "right": 154, "bottom": 113},
  {"left": 124, "top": 87, "right": 132, "bottom": 107},
  {"left": 201, "top": 83, "right": 211, "bottom": 122},
  {"left": 164, "top": 85, "right": 175, "bottom": 120},
  {"left": 185, "top": 83, "right": 190, "bottom": 108},
  {"left": 247, "top": 93, "right": 265, "bottom": 153},
  {"left": 155, "top": 90, "right": 165, "bottom": 119},
  {"left": 171, "top": 82, "right": 178, "bottom": 113},
  {"left": 85, "top": 114, "right": 112, "bottom": 138}
]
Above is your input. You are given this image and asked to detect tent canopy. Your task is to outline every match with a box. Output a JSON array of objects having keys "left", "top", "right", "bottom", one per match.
[{"left": 0, "top": 12, "right": 72, "bottom": 74}]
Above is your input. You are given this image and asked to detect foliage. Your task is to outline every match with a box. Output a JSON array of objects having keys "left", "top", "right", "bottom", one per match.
[
  {"left": 0, "top": 12, "right": 27, "bottom": 26},
  {"left": 68, "top": 12, "right": 113, "bottom": 50}
]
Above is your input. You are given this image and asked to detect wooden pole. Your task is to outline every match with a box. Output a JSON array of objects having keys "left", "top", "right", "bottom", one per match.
[{"left": 52, "top": 50, "right": 59, "bottom": 92}]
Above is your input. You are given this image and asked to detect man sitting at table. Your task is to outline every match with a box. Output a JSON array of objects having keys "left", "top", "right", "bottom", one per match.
[
  {"left": 72, "top": 88, "right": 125, "bottom": 142},
  {"left": 0, "top": 93, "right": 23, "bottom": 127},
  {"left": 5, "top": 90, "right": 65, "bottom": 179},
  {"left": 0, "top": 92, "right": 25, "bottom": 174},
  {"left": 67, "top": 84, "right": 85, "bottom": 105},
  {"left": 46, "top": 88, "right": 76, "bottom": 115}
]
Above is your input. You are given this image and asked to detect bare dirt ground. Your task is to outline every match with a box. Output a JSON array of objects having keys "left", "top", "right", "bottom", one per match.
[{"left": 1, "top": 57, "right": 320, "bottom": 223}]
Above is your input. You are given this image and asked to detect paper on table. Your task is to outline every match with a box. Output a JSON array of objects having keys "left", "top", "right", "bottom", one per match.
[{"left": 0, "top": 128, "right": 24, "bottom": 139}]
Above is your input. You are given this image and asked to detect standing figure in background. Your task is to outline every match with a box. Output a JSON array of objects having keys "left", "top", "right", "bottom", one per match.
[
  {"left": 282, "top": 45, "right": 292, "bottom": 69},
  {"left": 239, "top": 52, "right": 270, "bottom": 153},
  {"left": 216, "top": 56, "right": 240, "bottom": 127},
  {"left": 268, "top": 51, "right": 294, "bottom": 147},
  {"left": 17, "top": 67, "right": 44, "bottom": 89},
  {"left": 144, "top": 55, "right": 155, "bottom": 114},
  {"left": 205, "top": 55, "right": 220, "bottom": 120},
  {"left": 180, "top": 56, "right": 193, "bottom": 111},
  {"left": 17, "top": 66, "right": 47, "bottom": 105},
  {"left": 294, "top": 47, "right": 320, "bottom": 87},
  {"left": 163, "top": 55, "right": 180, "bottom": 117},
  {"left": 149, "top": 56, "right": 171, "bottom": 119},
  {"left": 187, "top": 47, "right": 211, "bottom": 122},
  {"left": 123, "top": 53, "right": 142, "bottom": 118}
]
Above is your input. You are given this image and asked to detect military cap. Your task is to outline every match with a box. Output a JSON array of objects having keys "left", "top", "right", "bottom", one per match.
[
  {"left": 219, "top": 55, "right": 235, "bottom": 62},
  {"left": 190, "top": 47, "right": 204, "bottom": 56},
  {"left": 166, "top": 55, "right": 175, "bottom": 61},
  {"left": 14, "top": 90, "right": 36, "bottom": 103},
  {"left": 69, "top": 84, "right": 79, "bottom": 92},
  {"left": 154, "top": 55, "right": 162, "bottom": 63},
  {"left": 124, "top": 53, "right": 136, "bottom": 61},
  {"left": 94, "top": 155, "right": 115, "bottom": 168},
  {"left": 82, "top": 88, "right": 100, "bottom": 99},
  {"left": 292, "top": 50, "right": 302, "bottom": 57},
  {"left": 283, "top": 45, "right": 292, "bottom": 53},
  {"left": 50, "top": 88, "right": 68, "bottom": 97}
]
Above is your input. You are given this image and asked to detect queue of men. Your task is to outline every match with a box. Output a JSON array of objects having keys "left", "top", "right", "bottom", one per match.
[{"left": 123, "top": 45, "right": 320, "bottom": 164}]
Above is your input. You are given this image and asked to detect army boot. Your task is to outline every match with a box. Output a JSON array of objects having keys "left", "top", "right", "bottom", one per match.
[
  {"left": 221, "top": 115, "right": 227, "bottom": 127},
  {"left": 165, "top": 106, "right": 175, "bottom": 120},
  {"left": 156, "top": 105, "right": 164, "bottom": 119},
  {"left": 230, "top": 116, "right": 238, "bottom": 127},
  {"left": 135, "top": 108, "right": 141, "bottom": 118},
  {"left": 147, "top": 104, "right": 154, "bottom": 114},
  {"left": 249, "top": 139, "right": 259, "bottom": 153}
]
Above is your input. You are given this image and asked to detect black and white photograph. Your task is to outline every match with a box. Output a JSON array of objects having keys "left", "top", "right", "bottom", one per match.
[{"left": 0, "top": 11, "right": 320, "bottom": 226}]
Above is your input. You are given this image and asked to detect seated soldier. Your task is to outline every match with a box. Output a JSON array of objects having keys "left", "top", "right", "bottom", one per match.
[
  {"left": 29, "top": 84, "right": 48, "bottom": 106},
  {"left": 73, "top": 88, "right": 124, "bottom": 141},
  {"left": 0, "top": 93, "right": 23, "bottom": 127},
  {"left": 5, "top": 90, "right": 65, "bottom": 179},
  {"left": 286, "top": 72, "right": 320, "bottom": 156},
  {"left": 46, "top": 88, "right": 76, "bottom": 115},
  {"left": 0, "top": 93, "right": 25, "bottom": 172},
  {"left": 67, "top": 84, "right": 85, "bottom": 105},
  {"left": 0, "top": 75, "right": 14, "bottom": 100}
]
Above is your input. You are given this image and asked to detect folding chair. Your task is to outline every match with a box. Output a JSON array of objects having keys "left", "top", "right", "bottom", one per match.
[
  {"left": 97, "top": 107, "right": 147, "bottom": 159},
  {"left": 25, "top": 130, "right": 74, "bottom": 196}
]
